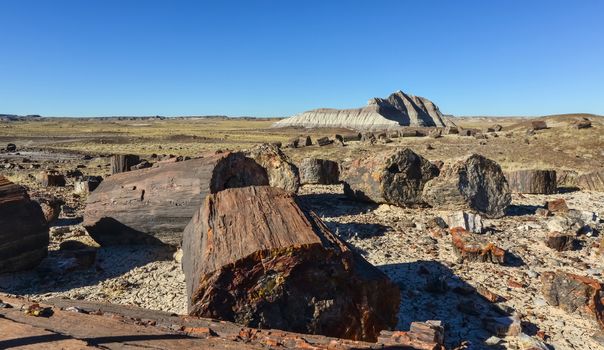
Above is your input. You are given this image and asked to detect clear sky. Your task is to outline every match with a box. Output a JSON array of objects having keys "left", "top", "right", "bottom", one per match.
[{"left": 1, "top": 0, "right": 603, "bottom": 117}]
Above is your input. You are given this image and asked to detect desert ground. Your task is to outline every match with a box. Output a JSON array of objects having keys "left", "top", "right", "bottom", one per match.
[{"left": 1, "top": 113, "right": 603, "bottom": 349}]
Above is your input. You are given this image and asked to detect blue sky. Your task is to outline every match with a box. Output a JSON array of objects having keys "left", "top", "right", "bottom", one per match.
[{"left": 1, "top": 0, "right": 602, "bottom": 117}]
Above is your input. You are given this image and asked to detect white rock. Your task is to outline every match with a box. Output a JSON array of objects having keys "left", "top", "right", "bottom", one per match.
[{"left": 444, "top": 211, "right": 483, "bottom": 233}]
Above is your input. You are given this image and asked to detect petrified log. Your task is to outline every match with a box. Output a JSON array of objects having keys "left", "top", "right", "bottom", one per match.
[
  {"left": 450, "top": 227, "right": 506, "bottom": 264},
  {"left": 341, "top": 148, "right": 439, "bottom": 207},
  {"left": 74, "top": 176, "right": 103, "bottom": 195},
  {"left": 182, "top": 186, "right": 400, "bottom": 342},
  {"left": 545, "top": 231, "right": 575, "bottom": 251},
  {"left": 245, "top": 143, "right": 300, "bottom": 193},
  {"left": 316, "top": 136, "right": 332, "bottom": 146},
  {"left": 110, "top": 154, "right": 140, "bottom": 174},
  {"left": 298, "top": 158, "right": 340, "bottom": 185},
  {"left": 0, "top": 176, "right": 48, "bottom": 273},
  {"left": 531, "top": 120, "right": 548, "bottom": 130},
  {"left": 342, "top": 133, "right": 362, "bottom": 142},
  {"left": 422, "top": 154, "right": 511, "bottom": 218},
  {"left": 493, "top": 124, "right": 503, "bottom": 132},
  {"left": 6, "top": 143, "right": 16, "bottom": 152},
  {"left": 399, "top": 130, "right": 418, "bottom": 137},
  {"left": 577, "top": 170, "right": 604, "bottom": 192},
  {"left": 506, "top": 169, "right": 557, "bottom": 194},
  {"left": 445, "top": 211, "right": 483, "bottom": 233},
  {"left": 32, "top": 195, "right": 64, "bottom": 225},
  {"left": 378, "top": 321, "right": 444, "bottom": 349},
  {"left": 300, "top": 136, "right": 312, "bottom": 146},
  {"left": 83, "top": 152, "right": 269, "bottom": 246},
  {"left": 572, "top": 119, "right": 592, "bottom": 129},
  {"left": 444, "top": 126, "right": 458, "bottom": 135},
  {"left": 36, "top": 171, "right": 66, "bottom": 187},
  {"left": 541, "top": 271, "right": 604, "bottom": 330}
]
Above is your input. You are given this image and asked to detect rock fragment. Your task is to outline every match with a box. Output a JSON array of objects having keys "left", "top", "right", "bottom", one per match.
[
  {"left": 545, "top": 231, "right": 575, "bottom": 251},
  {"left": 245, "top": 143, "right": 300, "bottom": 193},
  {"left": 450, "top": 227, "right": 506, "bottom": 264},
  {"left": 298, "top": 158, "right": 340, "bottom": 185}
]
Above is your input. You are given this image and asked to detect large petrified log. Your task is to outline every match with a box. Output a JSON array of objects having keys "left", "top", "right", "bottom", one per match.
[
  {"left": 422, "top": 154, "right": 511, "bottom": 218},
  {"left": 506, "top": 169, "right": 557, "bottom": 194},
  {"left": 450, "top": 227, "right": 506, "bottom": 264},
  {"left": 245, "top": 143, "right": 300, "bottom": 193},
  {"left": 341, "top": 148, "right": 439, "bottom": 207},
  {"left": 182, "top": 186, "right": 400, "bottom": 342},
  {"left": 576, "top": 170, "right": 604, "bottom": 192},
  {"left": 0, "top": 176, "right": 48, "bottom": 273},
  {"left": 83, "top": 152, "right": 269, "bottom": 246},
  {"left": 36, "top": 171, "right": 66, "bottom": 187},
  {"left": 110, "top": 154, "right": 140, "bottom": 174},
  {"left": 541, "top": 271, "right": 604, "bottom": 330},
  {"left": 299, "top": 158, "right": 340, "bottom": 185}
]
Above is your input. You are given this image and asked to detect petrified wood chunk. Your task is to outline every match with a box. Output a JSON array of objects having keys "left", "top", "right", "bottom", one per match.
[
  {"left": 444, "top": 126, "right": 458, "bottom": 135},
  {"left": 506, "top": 170, "right": 557, "bottom": 194},
  {"left": 378, "top": 321, "right": 444, "bottom": 350},
  {"left": 572, "top": 119, "right": 592, "bottom": 129},
  {"left": 31, "top": 194, "right": 64, "bottom": 225},
  {"left": 342, "top": 133, "right": 362, "bottom": 142},
  {"left": 422, "top": 154, "right": 511, "bottom": 218},
  {"left": 541, "top": 271, "right": 604, "bottom": 329},
  {"left": 341, "top": 148, "right": 439, "bottom": 207},
  {"left": 74, "top": 176, "right": 103, "bottom": 195},
  {"left": 0, "top": 176, "right": 48, "bottom": 273},
  {"left": 450, "top": 227, "right": 506, "bottom": 264},
  {"left": 545, "top": 231, "right": 575, "bottom": 251},
  {"left": 84, "top": 152, "right": 269, "bottom": 246},
  {"left": 182, "top": 186, "right": 400, "bottom": 342},
  {"left": 245, "top": 143, "right": 300, "bottom": 193},
  {"left": 110, "top": 154, "right": 140, "bottom": 174},
  {"left": 531, "top": 120, "right": 548, "bottom": 130},
  {"left": 316, "top": 136, "right": 332, "bottom": 146},
  {"left": 445, "top": 211, "right": 483, "bottom": 233},
  {"left": 298, "top": 158, "right": 340, "bottom": 185},
  {"left": 546, "top": 198, "right": 569, "bottom": 213},
  {"left": 577, "top": 170, "right": 604, "bottom": 192},
  {"left": 36, "top": 171, "right": 66, "bottom": 187}
]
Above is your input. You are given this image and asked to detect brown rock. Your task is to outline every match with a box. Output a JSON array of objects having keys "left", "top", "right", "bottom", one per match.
[
  {"left": 546, "top": 198, "right": 569, "bottom": 213},
  {"left": 450, "top": 227, "right": 506, "bottom": 264},
  {"left": 341, "top": 148, "right": 439, "bottom": 207},
  {"left": 110, "top": 154, "right": 140, "bottom": 174},
  {"left": 316, "top": 136, "right": 332, "bottom": 146},
  {"left": 493, "top": 124, "right": 503, "bottom": 132},
  {"left": 378, "top": 321, "right": 444, "bottom": 350},
  {"left": 32, "top": 195, "right": 64, "bottom": 225},
  {"left": 572, "top": 119, "right": 592, "bottom": 129},
  {"left": 36, "top": 171, "right": 66, "bottom": 187},
  {"left": 545, "top": 231, "right": 575, "bottom": 251},
  {"left": 0, "top": 176, "right": 48, "bottom": 273},
  {"left": 531, "top": 120, "right": 548, "bottom": 130},
  {"left": 300, "top": 135, "right": 312, "bottom": 147},
  {"left": 83, "top": 152, "right": 269, "bottom": 246},
  {"left": 342, "top": 133, "right": 362, "bottom": 142},
  {"left": 422, "top": 154, "right": 511, "bottom": 218},
  {"left": 576, "top": 170, "right": 604, "bottom": 192},
  {"left": 182, "top": 186, "right": 400, "bottom": 342},
  {"left": 298, "top": 158, "right": 340, "bottom": 185},
  {"left": 245, "top": 143, "right": 300, "bottom": 193},
  {"left": 541, "top": 271, "right": 604, "bottom": 329},
  {"left": 506, "top": 170, "right": 557, "bottom": 194}
]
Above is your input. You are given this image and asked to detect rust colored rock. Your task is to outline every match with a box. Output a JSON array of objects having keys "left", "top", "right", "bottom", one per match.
[
  {"left": 546, "top": 198, "right": 569, "bottom": 213},
  {"left": 341, "top": 148, "right": 439, "bottom": 207},
  {"left": 422, "top": 154, "right": 511, "bottom": 218},
  {"left": 541, "top": 271, "right": 604, "bottom": 330},
  {"left": 182, "top": 186, "right": 400, "bottom": 342},
  {"left": 378, "top": 321, "right": 444, "bottom": 350},
  {"left": 576, "top": 170, "right": 604, "bottom": 192},
  {"left": 36, "top": 171, "right": 66, "bottom": 187},
  {"left": 83, "top": 152, "right": 269, "bottom": 246},
  {"left": 450, "top": 227, "right": 506, "bottom": 264},
  {"left": 245, "top": 143, "right": 300, "bottom": 193},
  {"left": 506, "top": 169, "right": 557, "bottom": 194},
  {"left": 0, "top": 176, "right": 48, "bottom": 273},
  {"left": 298, "top": 158, "right": 340, "bottom": 185},
  {"left": 545, "top": 231, "right": 575, "bottom": 251},
  {"left": 110, "top": 154, "right": 140, "bottom": 174},
  {"left": 531, "top": 120, "right": 548, "bottom": 130}
]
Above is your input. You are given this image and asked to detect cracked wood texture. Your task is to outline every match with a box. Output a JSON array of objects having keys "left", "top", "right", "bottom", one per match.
[
  {"left": 341, "top": 148, "right": 439, "bottom": 207},
  {"left": 83, "top": 152, "right": 269, "bottom": 246},
  {"left": 506, "top": 169, "right": 557, "bottom": 194},
  {"left": 0, "top": 176, "right": 48, "bottom": 273},
  {"left": 182, "top": 186, "right": 400, "bottom": 342}
]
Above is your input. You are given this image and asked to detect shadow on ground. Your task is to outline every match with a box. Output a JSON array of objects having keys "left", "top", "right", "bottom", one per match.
[
  {"left": 297, "top": 192, "right": 378, "bottom": 218},
  {"left": 379, "top": 260, "right": 514, "bottom": 349}
]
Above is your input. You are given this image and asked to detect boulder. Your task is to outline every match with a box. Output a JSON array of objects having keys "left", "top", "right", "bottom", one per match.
[
  {"left": 6, "top": 143, "right": 16, "bottom": 152},
  {"left": 541, "top": 271, "right": 604, "bottom": 329},
  {"left": 298, "top": 158, "right": 340, "bottom": 185},
  {"left": 32, "top": 195, "right": 64, "bottom": 225},
  {"left": 300, "top": 136, "right": 312, "bottom": 147},
  {"left": 506, "top": 170, "right": 557, "bottom": 194},
  {"left": 531, "top": 120, "right": 548, "bottom": 130},
  {"left": 545, "top": 231, "right": 575, "bottom": 251},
  {"left": 110, "top": 154, "right": 140, "bottom": 174},
  {"left": 0, "top": 176, "right": 48, "bottom": 273},
  {"left": 422, "top": 154, "right": 511, "bottom": 218},
  {"left": 83, "top": 152, "right": 270, "bottom": 246},
  {"left": 572, "top": 119, "right": 592, "bottom": 129},
  {"left": 182, "top": 186, "right": 400, "bottom": 341},
  {"left": 341, "top": 148, "right": 439, "bottom": 207},
  {"left": 316, "top": 136, "right": 332, "bottom": 146},
  {"left": 546, "top": 198, "right": 569, "bottom": 213},
  {"left": 36, "top": 171, "right": 66, "bottom": 187},
  {"left": 450, "top": 227, "right": 506, "bottom": 264},
  {"left": 342, "top": 133, "right": 362, "bottom": 142},
  {"left": 245, "top": 143, "right": 300, "bottom": 193}
]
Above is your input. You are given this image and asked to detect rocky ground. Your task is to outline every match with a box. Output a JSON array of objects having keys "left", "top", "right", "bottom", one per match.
[{"left": 1, "top": 116, "right": 603, "bottom": 349}]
